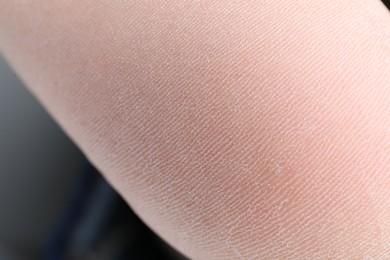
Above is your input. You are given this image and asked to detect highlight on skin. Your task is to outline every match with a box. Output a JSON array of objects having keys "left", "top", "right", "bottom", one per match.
[{"left": 0, "top": 0, "right": 389, "bottom": 259}]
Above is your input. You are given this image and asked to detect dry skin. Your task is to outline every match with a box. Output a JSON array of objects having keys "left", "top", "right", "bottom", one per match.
[{"left": 0, "top": 1, "right": 390, "bottom": 259}]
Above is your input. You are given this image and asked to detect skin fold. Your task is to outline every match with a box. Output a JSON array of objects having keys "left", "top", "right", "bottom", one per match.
[{"left": 0, "top": 1, "right": 389, "bottom": 259}]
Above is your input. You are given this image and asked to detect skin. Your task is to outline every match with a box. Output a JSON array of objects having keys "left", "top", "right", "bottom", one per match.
[{"left": 0, "top": 1, "right": 389, "bottom": 259}]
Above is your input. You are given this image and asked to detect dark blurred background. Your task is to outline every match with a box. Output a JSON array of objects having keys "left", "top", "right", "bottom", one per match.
[
  {"left": 0, "top": 1, "right": 388, "bottom": 259},
  {"left": 0, "top": 59, "right": 188, "bottom": 260},
  {"left": 0, "top": 58, "right": 82, "bottom": 259}
]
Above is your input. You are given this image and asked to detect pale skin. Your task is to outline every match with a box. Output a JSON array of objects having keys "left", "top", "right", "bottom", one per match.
[{"left": 0, "top": 1, "right": 390, "bottom": 259}]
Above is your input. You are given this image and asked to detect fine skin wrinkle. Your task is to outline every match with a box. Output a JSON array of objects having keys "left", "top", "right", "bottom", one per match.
[{"left": 0, "top": 1, "right": 390, "bottom": 259}]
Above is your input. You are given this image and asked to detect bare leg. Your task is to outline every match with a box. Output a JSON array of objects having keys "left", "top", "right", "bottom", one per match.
[{"left": 1, "top": 1, "right": 389, "bottom": 258}]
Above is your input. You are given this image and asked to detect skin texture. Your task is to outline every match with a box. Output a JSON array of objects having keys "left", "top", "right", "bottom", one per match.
[{"left": 0, "top": 1, "right": 390, "bottom": 259}]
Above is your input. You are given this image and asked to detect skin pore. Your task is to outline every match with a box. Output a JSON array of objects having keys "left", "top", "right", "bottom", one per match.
[{"left": 0, "top": 1, "right": 389, "bottom": 259}]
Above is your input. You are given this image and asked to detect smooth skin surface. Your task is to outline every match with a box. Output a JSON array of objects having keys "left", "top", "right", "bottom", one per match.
[{"left": 1, "top": 1, "right": 390, "bottom": 259}]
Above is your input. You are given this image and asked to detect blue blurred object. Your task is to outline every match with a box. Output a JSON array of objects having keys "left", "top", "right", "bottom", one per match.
[{"left": 45, "top": 162, "right": 187, "bottom": 260}]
